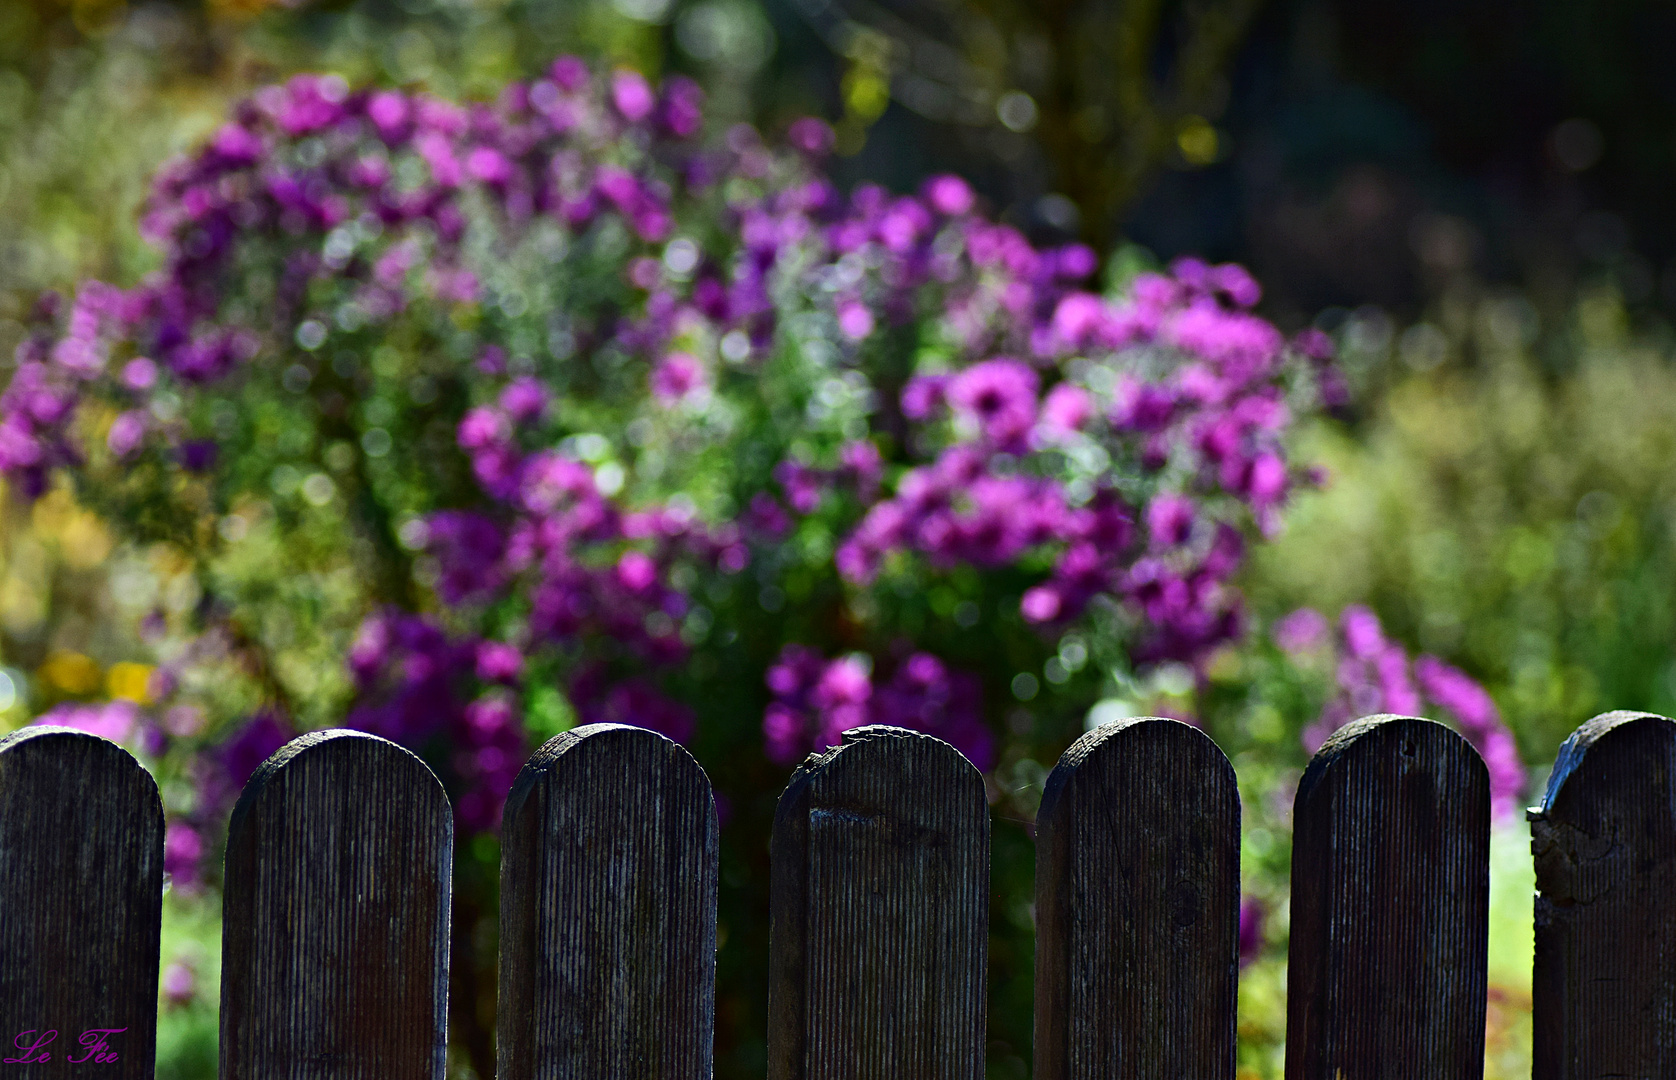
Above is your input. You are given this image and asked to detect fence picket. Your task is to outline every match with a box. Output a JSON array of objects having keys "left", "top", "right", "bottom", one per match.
[
  {"left": 0, "top": 727, "right": 163, "bottom": 1079},
  {"left": 219, "top": 729, "right": 452, "bottom": 1080},
  {"left": 1285, "top": 714, "right": 1489, "bottom": 1079},
  {"left": 1530, "top": 710, "right": 1676, "bottom": 1078},
  {"left": 767, "top": 724, "right": 988, "bottom": 1080},
  {"left": 1033, "top": 717, "right": 1239, "bottom": 1080},
  {"left": 496, "top": 723, "right": 718, "bottom": 1080}
]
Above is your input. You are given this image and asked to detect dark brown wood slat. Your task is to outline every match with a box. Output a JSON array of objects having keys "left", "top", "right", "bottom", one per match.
[
  {"left": 1033, "top": 717, "right": 1239, "bottom": 1080},
  {"left": 1531, "top": 710, "right": 1676, "bottom": 1079},
  {"left": 496, "top": 723, "right": 718, "bottom": 1080},
  {"left": 1285, "top": 714, "right": 1489, "bottom": 1080},
  {"left": 219, "top": 729, "right": 452, "bottom": 1080},
  {"left": 767, "top": 724, "right": 988, "bottom": 1080},
  {"left": 0, "top": 727, "right": 163, "bottom": 1079}
]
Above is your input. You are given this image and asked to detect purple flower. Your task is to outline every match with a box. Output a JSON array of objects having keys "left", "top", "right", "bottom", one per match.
[
  {"left": 35, "top": 700, "right": 140, "bottom": 745},
  {"left": 475, "top": 641, "right": 524, "bottom": 683},
  {"left": 651, "top": 352, "right": 707, "bottom": 403},
  {"left": 164, "top": 821, "right": 205, "bottom": 894},
  {"left": 746, "top": 492, "right": 791, "bottom": 539},
  {"left": 121, "top": 357, "right": 157, "bottom": 391},
  {"left": 611, "top": 69, "right": 656, "bottom": 123},
  {"left": 425, "top": 511, "right": 507, "bottom": 603},
  {"left": 615, "top": 550, "right": 659, "bottom": 592},
  {"left": 1146, "top": 494, "right": 1196, "bottom": 548},
  {"left": 162, "top": 961, "right": 196, "bottom": 1007},
  {"left": 839, "top": 439, "right": 882, "bottom": 496},
  {"left": 763, "top": 702, "right": 808, "bottom": 765},
  {"left": 499, "top": 378, "right": 548, "bottom": 423},
  {"left": 922, "top": 175, "right": 974, "bottom": 216},
  {"left": 367, "top": 91, "right": 411, "bottom": 141},
  {"left": 1054, "top": 244, "right": 1098, "bottom": 280},
  {"left": 901, "top": 374, "right": 949, "bottom": 420},
  {"left": 1036, "top": 383, "right": 1091, "bottom": 439},
  {"left": 457, "top": 407, "right": 509, "bottom": 451},
  {"left": 465, "top": 147, "right": 514, "bottom": 185},
  {"left": 837, "top": 301, "right": 875, "bottom": 341},
  {"left": 1238, "top": 897, "right": 1267, "bottom": 966},
  {"left": 788, "top": 117, "right": 835, "bottom": 157},
  {"left": 1021, "top": 585, "right": 1062, "bottom": 623},
  {"left": 658, "top": 77, "right": 705, "bottom": 138},
  {"left": 549, "top": 55, "right": 590, "bottom": 92},
  {"left": 1340, "top": 605, "right": 1386, "bottom": 659},
  {"left": 1272, "top": 608, "right": 1329, "bottom": 655},
  {"left": 947, "top": 359, "right": 1038, "bottom": 451},
  {"left": 774, "top": 460, "right": 826, "bottom": 515},
  {"left": 1212, "top": 263, "right": 1262, "bottom": 308},
  {"left": 179, "top": 440, "right": 217, "bottom": 473},
  {"left": 107, "top": 411, "right": 147, "bottom": 458}
]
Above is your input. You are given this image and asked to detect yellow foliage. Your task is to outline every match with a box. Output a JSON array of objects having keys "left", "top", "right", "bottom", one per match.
[
  {"left": 39, "top": 650, "right": 101, "bottom": 695},
  {"left": 106, "top": 661, "right": 155, "bottom": 704},
  {"left": 29, "top": 487, "right": 113, "bottom": 569}
]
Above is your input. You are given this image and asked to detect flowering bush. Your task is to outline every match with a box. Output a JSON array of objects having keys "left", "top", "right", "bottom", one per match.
[
  {"left": 2, "top": 57, "right": 1357, "bottom": 1075},
  {"left": 4, "top": 55, "right": 1339, "bottom": 823}
]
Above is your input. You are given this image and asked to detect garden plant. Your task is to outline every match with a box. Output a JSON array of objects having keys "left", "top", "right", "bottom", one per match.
[{"left": 0, "top": 56, "right": 1527, "bottom": 1078}]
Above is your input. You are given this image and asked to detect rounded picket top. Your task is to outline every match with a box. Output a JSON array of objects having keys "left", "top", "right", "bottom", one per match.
[
  {"left": 221, "top": 728, "right": 453, "bottom": 1080},
  {"left": 497, "top": 722, "right": 719, "bottom": 1080},
  {"left": 0, "top": 726, "right": 163, "bottom": 1080},
  {"left": 767, "top": 724, "right": 989, "bottom": 1080},
  {"left": 1530, "top": 711, "right": 1676, "bottom": 1080},
  {"left": 1034, "top": 717, "right": 1240, "bottom": 1080},
  {"left": 1286, "top": 715, "right": 1490, "bottom": 1080}
]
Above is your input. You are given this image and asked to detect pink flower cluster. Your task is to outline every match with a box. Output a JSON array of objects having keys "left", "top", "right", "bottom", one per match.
[
  {"left": 1278, "top": 605, "right": 1525, "bottom": 819},
  {"left": 762, "top": 645, "right": 994, "bottom": 768},
  {"left": 802, "top": 245, "right": 1329, "bottom": 666}
]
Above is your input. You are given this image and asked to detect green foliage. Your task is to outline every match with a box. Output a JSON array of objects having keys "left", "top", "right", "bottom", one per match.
[{"left": 1250, "top": 288, "right": 1676, "bottom": 762}]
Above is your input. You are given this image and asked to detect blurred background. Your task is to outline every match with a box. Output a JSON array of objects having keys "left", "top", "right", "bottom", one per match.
[{"left": 2, "top": 0, "right": 1673, "bottom": 1075}]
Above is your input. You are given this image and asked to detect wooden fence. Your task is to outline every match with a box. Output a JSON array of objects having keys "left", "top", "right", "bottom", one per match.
[{"left": 0, "top": 710, "right": 1671, "bottom": 1079}]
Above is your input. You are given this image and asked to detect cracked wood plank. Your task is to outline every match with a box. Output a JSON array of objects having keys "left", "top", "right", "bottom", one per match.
[
  {"left": 1285, "top": 714, "right": 1489, "bottom": 1080},
  {"left": 219, "top": 729, "right": 452, "bottom": 1080},
  {"left": 1033, "top": 717, "right": 1239, "bottom": 1080},
  {"left": 767, "top": 725, "right": 988, "bottom": 1080},
  {"left": 0, "top": 727, "right": 163, "bottom": 1080},
  {"left": 497, "top": 723, "right": 718, "bottom": 1080},
  {"left": 1531, "top": 711, "right": 1676, "bottom": 1079}
]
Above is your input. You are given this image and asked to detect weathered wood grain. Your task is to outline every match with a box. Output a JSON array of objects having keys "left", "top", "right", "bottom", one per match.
[
  {"left": 219, "top": 729, "right": 452, "bottom": 1080},
  {"left": 1033, "top": 717, "right": 1239, "bottom": 1080},
  {"left": 1530, "top": 710, "right": 1676, "bottom": 1079},
  {"left": 1285, "top": 714, "right": 1489, "bottom": 1080},
  {"left": 496, "top": 723, "right": 718, "bottom": 1080},
  {"left": 0, "top": 727, "right": 163, "bottom": 1079},
  {"left": 767, "top": 725, "right": 989, "bottom": 1080}
]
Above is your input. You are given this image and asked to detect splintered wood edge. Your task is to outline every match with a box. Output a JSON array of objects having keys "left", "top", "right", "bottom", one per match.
[
  {"left": 503, "top": 722, "right": 716, "bottom": 826},
  {"left": 1539, "top": 711, "right": 1674, "bottom": 815}
]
